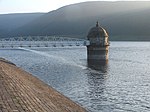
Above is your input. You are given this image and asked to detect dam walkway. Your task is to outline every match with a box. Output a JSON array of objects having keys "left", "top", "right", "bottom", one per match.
[{"left": 0, "top": 59, "right": 87, "bottom": 112}]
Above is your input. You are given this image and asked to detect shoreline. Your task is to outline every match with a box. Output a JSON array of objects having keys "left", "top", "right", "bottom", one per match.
[{"left": 0, "top": 58, "right": 87, "bottom": 112}]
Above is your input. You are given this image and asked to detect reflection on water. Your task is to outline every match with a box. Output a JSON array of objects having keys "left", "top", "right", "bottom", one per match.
[
  {"left": 86, "top": 74, "right": 107, "bottom": 111},
  {"left": 87, "top": 59, "right": 109, "bottom": 111},
  {"left": 87, "top": 59, "right": 108, "bottom": 73}
]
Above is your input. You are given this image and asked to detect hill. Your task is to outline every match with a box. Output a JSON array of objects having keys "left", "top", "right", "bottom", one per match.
[
  {"left": 1, "top": 1, "right": 150, "bottom": 41},
  {"left": 0, "top": 13, "right": 44, "bottom": 37}
]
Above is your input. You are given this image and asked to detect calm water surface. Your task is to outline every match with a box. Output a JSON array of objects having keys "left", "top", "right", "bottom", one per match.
[{"left": 0, "top": 42, "right": 150, "bottom": 112}]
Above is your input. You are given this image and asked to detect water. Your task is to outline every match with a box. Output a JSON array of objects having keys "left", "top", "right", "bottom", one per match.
[{"left": 1, "top": 42, "right": 150, "bottom": 112}]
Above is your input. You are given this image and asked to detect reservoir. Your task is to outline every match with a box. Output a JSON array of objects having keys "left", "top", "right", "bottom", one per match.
[{"left": 0, "top": 41, "right": 150, "bottom": 112}]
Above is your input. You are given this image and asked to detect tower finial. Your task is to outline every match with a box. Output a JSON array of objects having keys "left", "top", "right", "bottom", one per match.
[{"left": 96, "top": 21, "right": 99, "bottom": 27}]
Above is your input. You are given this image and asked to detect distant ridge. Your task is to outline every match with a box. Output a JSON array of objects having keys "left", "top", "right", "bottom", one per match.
[
  {"left": 0, "top": 13, "right": 45, "bottom": 37},
  {"left": 1, "top": 1, "right": 150, "bottom": 41}
]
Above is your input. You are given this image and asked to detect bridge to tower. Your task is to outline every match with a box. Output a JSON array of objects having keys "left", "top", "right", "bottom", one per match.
[{"left": 0, "top": 36, "right": 90, "bottom": 48}]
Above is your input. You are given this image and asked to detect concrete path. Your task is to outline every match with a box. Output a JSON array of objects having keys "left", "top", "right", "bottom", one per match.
[{"left": 0, "top": 59, "right": 87, "bottom": 112}]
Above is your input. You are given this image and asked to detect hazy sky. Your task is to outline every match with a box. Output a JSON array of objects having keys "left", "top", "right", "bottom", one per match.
[
  {"left": 0, "top": 0, "right": 148, "bottom": 14},
  {"left": 0, "top": 0, "right": 95, "bottom": 14}
]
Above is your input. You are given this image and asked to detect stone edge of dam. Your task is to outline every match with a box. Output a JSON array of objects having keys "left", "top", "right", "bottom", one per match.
[{"left": 0, "top": 58, "right": 87, "bottom": 112}]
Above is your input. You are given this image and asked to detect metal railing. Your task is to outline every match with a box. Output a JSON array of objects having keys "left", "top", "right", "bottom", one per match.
[{"left": 0, "top": 36, "right": 90, "bottom": 48}]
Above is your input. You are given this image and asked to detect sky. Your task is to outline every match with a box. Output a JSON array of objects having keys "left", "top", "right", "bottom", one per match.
[
  {"left": 0, "top": 0, "right": 148, "bottom": 14},
  {"left": 0, "top": 0, "right": 97, "bottom": 14}
]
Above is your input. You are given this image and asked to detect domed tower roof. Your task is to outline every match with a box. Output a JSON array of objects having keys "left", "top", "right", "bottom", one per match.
[{"left": 87, "top": 22, "right": 108, "bottom": 40}]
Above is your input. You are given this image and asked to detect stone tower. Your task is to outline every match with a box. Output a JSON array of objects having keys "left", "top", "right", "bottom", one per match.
[{"left": 87, "top": 22, "right": 109, "bottom": 66}]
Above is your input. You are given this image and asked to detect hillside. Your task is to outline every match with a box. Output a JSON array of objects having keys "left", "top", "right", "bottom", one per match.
[
  {"left": 0, "top": 13, "right": 44, "bottom": 37},
  {"left": 1, "top": 1, "right": 150, "bottom": 40}
]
